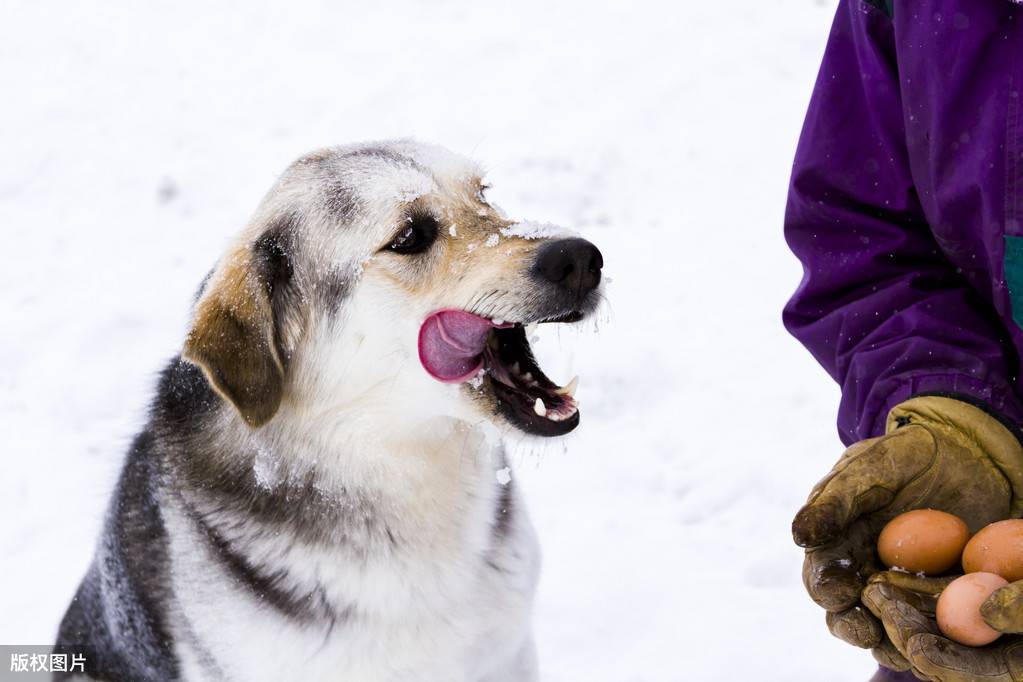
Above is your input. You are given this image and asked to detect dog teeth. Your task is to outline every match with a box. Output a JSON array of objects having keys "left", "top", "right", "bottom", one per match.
[
  {"left": 525, "top": 321, "right": 538, "bottom": 337},
  {"left": 555, "top": 375, "right": 579, "bottom": 398},
  {"left": 533, "top": 398, "right": 547, "bottom": 417},
  {"left": 546, "top": 402, "right": 579, "bottom": 422}
]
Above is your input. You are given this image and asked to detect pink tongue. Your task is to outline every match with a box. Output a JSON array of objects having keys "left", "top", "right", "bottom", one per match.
[{"left": 419, "top": 310, "right": 508, "bottom": 383}]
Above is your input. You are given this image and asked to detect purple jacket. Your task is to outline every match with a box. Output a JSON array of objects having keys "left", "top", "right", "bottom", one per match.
[{"left": 784, "top": 0, "right": 1023, "bottom": 445}]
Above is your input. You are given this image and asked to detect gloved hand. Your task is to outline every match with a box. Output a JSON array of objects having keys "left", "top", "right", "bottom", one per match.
[
  {"left": 792, "top": 395, "right": 1023, "bottom": 671},
  {"left": 862, "top": 572, "right": 1023, "bottom": 680}
]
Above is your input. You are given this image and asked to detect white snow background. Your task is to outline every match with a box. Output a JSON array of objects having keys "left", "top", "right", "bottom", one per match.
[{"left": 0, "top": 1, "right": 880, "bottom": 680}]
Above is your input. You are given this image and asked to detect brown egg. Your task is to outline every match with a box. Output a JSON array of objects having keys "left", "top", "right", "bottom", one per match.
[
  {"left": 962, "top": 519, "right": 1023, "bottom": 582},
  {"left": 936, "top": 572, "right": 1008, "bottom": 646},
  {"left": 876, "top": 509, "right": 970, "bottom": 576}
]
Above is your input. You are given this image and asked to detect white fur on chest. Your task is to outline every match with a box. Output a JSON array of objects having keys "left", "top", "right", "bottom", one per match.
[{"left": 162, "top": 417, "right": 540, "bottom": 682}]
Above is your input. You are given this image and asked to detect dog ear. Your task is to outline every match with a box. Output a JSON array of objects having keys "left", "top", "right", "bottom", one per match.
[{"left": 182, "top": 239, "right": 286, "bottom": 427}]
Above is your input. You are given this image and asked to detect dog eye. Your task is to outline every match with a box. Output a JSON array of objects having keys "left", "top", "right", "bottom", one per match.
[{"left": 388, "top": 215, "right": 439, "bottom": 254}]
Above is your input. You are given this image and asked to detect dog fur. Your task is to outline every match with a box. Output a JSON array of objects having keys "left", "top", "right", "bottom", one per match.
[{"left": 54, "top": 140, "right": 603, "bottom": 681}]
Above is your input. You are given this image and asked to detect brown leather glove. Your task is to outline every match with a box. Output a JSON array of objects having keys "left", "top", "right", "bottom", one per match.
[
  {"left": 862, "top": 572, "right": 1023, "bottom": 680},
  {"left": 792, "top": 395, "right": 1023, "bottom": 670}
]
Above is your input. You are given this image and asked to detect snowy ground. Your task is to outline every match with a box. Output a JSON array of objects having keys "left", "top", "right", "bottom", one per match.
[{"left": 0, "top": 1, "right": 881, "bottom": 680}]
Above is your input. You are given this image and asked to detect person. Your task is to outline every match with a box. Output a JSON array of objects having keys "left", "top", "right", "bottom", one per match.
[{"left": 784, "top": 1, "right": 1023, "bottom": 680}]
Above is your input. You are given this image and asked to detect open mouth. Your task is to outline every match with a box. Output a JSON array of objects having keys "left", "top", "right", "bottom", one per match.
[{"left": 418, "top": 309, "right": 580, "bottom": 437}]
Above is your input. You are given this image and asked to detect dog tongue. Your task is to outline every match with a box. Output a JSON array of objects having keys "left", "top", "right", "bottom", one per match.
[{"left": 419, "top": 310, "right": 508, "bottom": 383}]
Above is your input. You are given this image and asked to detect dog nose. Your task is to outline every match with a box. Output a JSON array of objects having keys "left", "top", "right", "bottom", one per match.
[{"left": 532, "top": 238, "right": 603, "bottom": 303}]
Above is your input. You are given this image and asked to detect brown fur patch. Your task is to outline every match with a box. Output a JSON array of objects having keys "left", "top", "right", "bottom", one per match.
[{"left": 183, "top": 246, "right": 284, "bottom": 427}]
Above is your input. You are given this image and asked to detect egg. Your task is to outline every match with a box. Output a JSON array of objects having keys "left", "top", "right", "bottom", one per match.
[
  {"left": 936, "top": 572, "right": 1009, "bottom": 646},
  {"left": 877, "top": 509, "right": 970, "bottom": 576},
  {"left": 962, "top": 519, "right": 1023, "bottom": 582}
]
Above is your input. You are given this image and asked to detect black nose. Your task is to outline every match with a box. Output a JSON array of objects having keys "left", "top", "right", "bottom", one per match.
[{"left": 532, "top": 238, "right": 603, "bottom": 304}]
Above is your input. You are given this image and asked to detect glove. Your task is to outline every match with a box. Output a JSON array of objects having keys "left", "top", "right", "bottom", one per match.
[
  {"left": 862, "top": 572, "right": 1023, "bottom": 680},
  {"left": 792, "top": 395, "right": 1023, "bottom": 667}
]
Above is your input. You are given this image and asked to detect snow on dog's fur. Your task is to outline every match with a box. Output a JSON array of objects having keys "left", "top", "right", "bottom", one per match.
[{"left": 55, "top": 140, "right": 604, "bottom": 682}]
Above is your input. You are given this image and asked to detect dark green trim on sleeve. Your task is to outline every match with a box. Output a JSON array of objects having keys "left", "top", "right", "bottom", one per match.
[
  {"left": 1007, "top": 236, "right": 1023, "bottom": 330},
  {"left": 863, "top": 0, "right": 893, "bottom": 18}
]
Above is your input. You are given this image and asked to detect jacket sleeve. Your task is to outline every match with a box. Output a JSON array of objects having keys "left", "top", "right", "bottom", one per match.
[{"left": 783, "top": 0, "right": 1023, "bottom": 445}]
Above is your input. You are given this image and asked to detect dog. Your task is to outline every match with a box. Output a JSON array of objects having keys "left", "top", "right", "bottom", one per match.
[{"left": 54, "top": 140, "right": 604, "bottom": 681}]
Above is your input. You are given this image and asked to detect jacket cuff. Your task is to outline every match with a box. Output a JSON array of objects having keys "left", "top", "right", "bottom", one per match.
[
  {"left": 867, "top": 374, "right": 1023, "bottom": 442},
  {"left": 910, "top": 391, "right": 1023, "bottom": 451}
]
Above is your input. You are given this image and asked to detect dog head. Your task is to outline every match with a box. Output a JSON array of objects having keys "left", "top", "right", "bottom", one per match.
[{"left": 183, "top": 140, "right": 603, "bottom": 439}]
